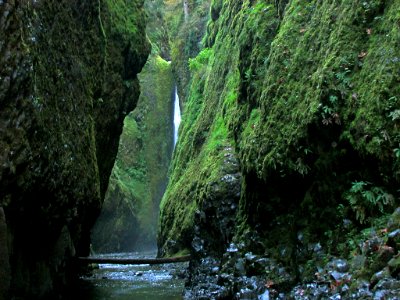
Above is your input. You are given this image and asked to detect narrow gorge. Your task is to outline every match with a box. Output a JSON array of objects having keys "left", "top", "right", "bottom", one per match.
[{"left": 1, "top": 0, "right": 399, "bottom": 299}]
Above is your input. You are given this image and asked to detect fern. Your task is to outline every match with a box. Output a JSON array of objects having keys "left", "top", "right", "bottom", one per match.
[{"left": 345, "top": 181, "right": 394, "bottom": 224}]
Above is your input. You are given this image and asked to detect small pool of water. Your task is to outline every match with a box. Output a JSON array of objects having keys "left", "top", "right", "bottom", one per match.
[{"left": 67, "top": 251, "right": 187, "bottom": 300}]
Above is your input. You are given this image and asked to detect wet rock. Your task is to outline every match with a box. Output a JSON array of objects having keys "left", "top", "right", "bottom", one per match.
[
  {"left": 349, "top": 279, "right": 373, "bottom": 299},
  {"left": 192, "top": 237, "right": 205, "bottom": 253},
  {"left": 373, "top": 289, "right": 400, "bottom": 300},
  {"left": 242, "top": 231, "right": 265, "bottom": 254},
  {"left": 329, "top": 270, "right": 348, "bottom": 282},
  {"left": 291, "top": 283, "right": 330, "bottom": 299},
  {"left": 373, "top": 277, "right": 400, "bottom": 292},
  {"left": 211, "top": 266, "right": 220, "bottom": 274},
  {"left": 235, "top": 258, "right": 246, "bottom": 276},
  {"left": 311, "top": 242, "right": 323, "bottom": 253},
  {"left": 387, "top": 207, "right": 400, "bottom": 231},
  {"left": 388, "top": 254, "right": 400, "bottom": 276},
  {"left": 328, "top": 259, "right": 349, "bottom": 273},
  {"left": 232, "top": 276, "right": 265, "bottom": 299},
  {"left": 217, "top": 272, "right": 234, "bottom": 285},
  {"left": 361, "top": 237, "right": 384, "bottom": 255},
  {"left": 245, "top": 252, "right": 257, "bottom": 263},
  {"left": 343, "top": 219, "right": 353, "bottom": 229},
  {"left": 171, "top": 268, "right": 188, "bottom": 279},
  {"left": 184, "top": 282, "right": 231, "bottom": 300},
  {"left": 329, "top": 293, "right": 341, "bottom": 300},
  {"left": 370, "top": 267, "right": 391, "bottom": 287},
  {"left": 227, "top": 243, "right": 239, "bottom": 253},
  {"left": 378, "top": 245, "right": 395, "bottom": 262},
  {"left": 165, "top": 240, "right": 179, "bottom": 255},
  {"left": 351, "top": 255, "right": 367, "bottom": 271},
  {"left": 388, "top": 228, "right": 400, "bottom": 240},
  {"left": 254, "top": 257, "right": 269, "bottom": 269},
  {"left": 387, "top": 229, "right": 400, "bottom": 248},
  {"left": 258, "top": 290, "right": 270, "bottom": 300}
]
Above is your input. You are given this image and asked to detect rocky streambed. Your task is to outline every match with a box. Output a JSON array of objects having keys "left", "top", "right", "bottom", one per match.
[
  {"left": 183, "top": 209, "right": 400, "bottom": 299},
  {"left": 66, "top": 251, "right": 188, "bottom": 300}
]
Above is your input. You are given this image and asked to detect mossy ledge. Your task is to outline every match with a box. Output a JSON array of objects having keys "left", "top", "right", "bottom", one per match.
[
  {"left": 159, "top": 0, "right": 399, "bottom": 298},
  {"left": 0, "top": 1, "right": 149, "bottom": 299}
]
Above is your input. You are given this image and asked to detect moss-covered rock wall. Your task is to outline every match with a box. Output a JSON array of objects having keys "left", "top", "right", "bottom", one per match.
[
  {"left": 92, "top": 54, "right": 174, "bottom": 253},
  {"left": 0, "top": 0, "right": 149, "bottom": 298},
  {"left": 91, "top": 0, "right": 174, "bottom": 254},
  {"left": 159, "top": 0, "right": 399, "bottom": 297},
  {"left": 164, "top": 0, "right": 211, "bottom": 105}
]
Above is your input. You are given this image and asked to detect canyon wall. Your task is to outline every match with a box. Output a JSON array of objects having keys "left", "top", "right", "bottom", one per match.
[
  {"left": 0, "top": 1, "right": 149, "bottom": 298},
  {"left": 159, "top": 0, "right": 400, "bottom": 298}
]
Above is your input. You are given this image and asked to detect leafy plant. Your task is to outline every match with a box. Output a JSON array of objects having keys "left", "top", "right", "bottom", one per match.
[
  {"left": 389, "top": 109, "right": 400, "bottom": 121},
  {"left": 394, "top": 146, "right": 400, "bottom": 158},
  {"left": 320, "top": 95, "right": 341, "bottom": 125},
  {"left": 345, "top": 181, "right": 394, "bottom": 224}
]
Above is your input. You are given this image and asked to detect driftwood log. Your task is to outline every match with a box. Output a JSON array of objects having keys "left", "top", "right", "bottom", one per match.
[{"left": 77, "top": 255, "right": 191, "bottom": 265}]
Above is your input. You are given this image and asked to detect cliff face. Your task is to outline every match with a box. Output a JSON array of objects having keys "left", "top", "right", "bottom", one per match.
[
  {"left": 0, "top": 1, "right": 149, "bottom": 299},
  {"left": 91, "top": 0, "right": 174, "bottom": 254},
  {"left": 159, "top": 0, "right": 400, "bottom": 298},
  {"left": 164, "top": 0, "right": 211, "bottom": 104},
  {"left": 91, "top": 54, "right": 174, "bottom": 253}
]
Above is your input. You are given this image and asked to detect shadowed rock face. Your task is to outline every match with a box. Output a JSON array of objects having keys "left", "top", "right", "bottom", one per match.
[
  {"left": 0, "top": 208, "right": 10, "bottom": 300},
  {"left": 0, "top": 0, "right": 149, "bottom": 298}
]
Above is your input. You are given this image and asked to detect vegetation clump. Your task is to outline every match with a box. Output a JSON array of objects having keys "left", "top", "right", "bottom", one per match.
[{"left": 158, "top": 0, "right": 400, "bottom": 297}]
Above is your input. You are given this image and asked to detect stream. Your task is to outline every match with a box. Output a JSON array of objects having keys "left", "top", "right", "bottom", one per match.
[{"left": 67, "top": 251, "right": 187, "bottom": 300}]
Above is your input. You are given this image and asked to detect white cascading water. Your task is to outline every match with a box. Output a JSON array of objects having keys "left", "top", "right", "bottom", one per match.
[{"left": 173, "top": 85, "right": 181, "bottom": 146}]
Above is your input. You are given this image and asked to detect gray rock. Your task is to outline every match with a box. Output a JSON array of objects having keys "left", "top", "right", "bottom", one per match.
[
  {"left": 258, "top": 290, "right": 270, "bottom": 300},
  {"left": 370, "top": 267, "right": 391, "bottom": 287},
  {"left": 333, "top": 259, "right": 349, "bottom": 272},
  {"left": 373, "top": 278, "right": 400, "bottom": 291},
  {"left": 235, "top": 258, "right": 246, "bottom": 276}
]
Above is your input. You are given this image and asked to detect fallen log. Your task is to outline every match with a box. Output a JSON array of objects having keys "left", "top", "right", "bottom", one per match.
[{"left": 77, "top": 254, "right": 191, "bottom": 265}]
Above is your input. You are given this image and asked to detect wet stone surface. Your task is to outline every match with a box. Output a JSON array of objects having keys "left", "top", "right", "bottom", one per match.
[{"left": 182, "top": 209, "right": 400, "bottom": 299}]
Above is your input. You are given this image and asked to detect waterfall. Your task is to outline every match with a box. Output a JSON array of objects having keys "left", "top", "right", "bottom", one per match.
[
  {"left": 183, "top": 0, "right": 189, "bottom": 22},
  {"left": 173, "top": 85, "right": 181, "bottom": 146}
]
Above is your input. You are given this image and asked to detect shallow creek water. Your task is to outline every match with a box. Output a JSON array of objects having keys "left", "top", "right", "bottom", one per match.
[{"left": 69, "top": 251, "right": 187, "bottom": 300}]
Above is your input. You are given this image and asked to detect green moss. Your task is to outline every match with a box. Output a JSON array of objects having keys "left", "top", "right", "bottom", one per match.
[
  {"left": 155, "top": 55, "right": 171, "bottom": 71},
  {"left": 189, "top": 48, "right": 213, "bottom": 72},
  {"left": 241, "top": 108, "right": 261, "bottom": 140},
  {"left": 205, "top": 116, "right": 228, "bottom": 152},
  {"left": 0, "top": 0, "right": 149, "bottom": 296},
  {"left": 122, "top": 115, "right": 141, "bottom": 137},
  {"left": 159, "top": 0, "right": 400, "bottom": 274},
  {"left": 92, "top": 53, "right": 174, "bottom": 252},
  {"left": 344, "top": 0, "right": 400, "bottom": 160},
  {"left": 105, "top": 0, "right": 138, "bottom": 37}
]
